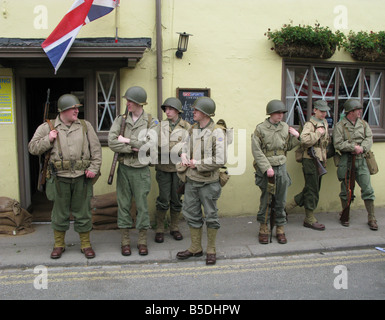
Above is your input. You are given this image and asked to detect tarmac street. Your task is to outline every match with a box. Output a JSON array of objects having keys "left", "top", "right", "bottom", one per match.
[{"left": 1, "top": 207, "right": 385, "bottom": 270}]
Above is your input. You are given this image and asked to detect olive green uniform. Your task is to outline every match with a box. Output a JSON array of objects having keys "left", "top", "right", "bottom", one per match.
[
  {"left": 108, "top": 111, "right": 160, "bottom": 231},
  {"left": 251, "top": 119, "right": 299, "bottom": 226},
  {"left": 333, "top": 116, "right": 375, "bottom": 202},
  {"left": 294, "top": 117, "right": 329, "bottom": 218},
  {"left": 155, "top": 117, "right": 190, "bottom": 232},
  {"left": 28, "top": 116, "right": 102, "bottom": 233},
  {"left": 181, "top": 120, "right": 227, "bottom": 230}
]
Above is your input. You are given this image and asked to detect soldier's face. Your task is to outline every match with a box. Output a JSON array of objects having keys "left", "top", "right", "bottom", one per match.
[
  {"left": 314, "top": 108, "right": 327, "bottom": 120},
  {"left": 269, "top": 112, "right": 284, "bottom": 124},
  {"left": 61, "top": 107, "right": 79, "bottom": 123},
  {"left": 126, "top": 99, "right": 141, "bottom": 113},
  {"left": 164, "top": 106, "right": 179, "bottom": 121},
  {"left": 193, "top": 109, "right": 207, "bottom": 122}
]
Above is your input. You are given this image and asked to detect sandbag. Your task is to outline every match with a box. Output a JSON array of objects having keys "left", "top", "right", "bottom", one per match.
[
  {"left": 91, "top": 192, "right": 117, "bottom": 209},
  {"left": 0, "top": 197, "right": 21, "bottom": 215},
  {"left": 0, "top": 197, "right": 33, "bottom": 235}
]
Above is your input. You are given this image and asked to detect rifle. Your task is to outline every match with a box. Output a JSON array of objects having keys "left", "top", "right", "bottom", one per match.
[
  {"left": 267, "top": 176, "right": 276, "bottom": 243},
  {"left": 340, "top": 154, "right": 356, "bottom": 225},
  {"left": 108, "top": 107, "right": 128, "bottom": 185},
  {"left": 296, "top": 105, "right": 327, "bottom": 177},
  {"left": 37, "top": 89, "right": 51, "bottom": 192}
]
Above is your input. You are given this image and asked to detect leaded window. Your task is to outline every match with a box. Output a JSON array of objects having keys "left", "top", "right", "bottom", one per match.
[
  {"left": 283, "top": 61, "right": 385, "bottom": 141},
  {"left": 97, "top": 71, "right": 117, "bottom": 131}
]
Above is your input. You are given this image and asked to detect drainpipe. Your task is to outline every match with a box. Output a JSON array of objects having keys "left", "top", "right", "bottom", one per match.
[{"left": 156, "top": 0, "right": 163, "bottom": 120}]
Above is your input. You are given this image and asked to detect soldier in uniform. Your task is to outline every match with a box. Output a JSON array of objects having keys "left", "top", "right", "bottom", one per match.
[
  {"left": 154, "top": 97, "right": 191, "bottom": 243},
  {"left": 176, "top": 97, "right": 228, "bottom": 265},
  {"left": 108, "top": 86, "right": 160, "bottom": 256},
  {"left": 28, "top": 94, "right": 102, "bottom": 259},
  {"left": 251, "top": 100, "right": 300, "bottom": 244},
  {"left": 286, "top": 100, "right": 330, "bottom": 230},
  {"left": 333, "top": 99, "right": 377, "bottom": 230}
]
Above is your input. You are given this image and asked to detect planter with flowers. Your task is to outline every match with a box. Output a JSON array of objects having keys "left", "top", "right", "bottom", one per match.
[
  {"left": 342, "top": 30, "right": 385, "bottom": 62},
  {"left": 265, "top": 22, "right": 345, "bottom": 59}
]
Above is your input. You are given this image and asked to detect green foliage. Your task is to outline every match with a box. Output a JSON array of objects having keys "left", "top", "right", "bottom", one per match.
[
  {"left": 265, "top": 22, "right": 346, "bottom": 51},
  {"left": 342, "top": 30, "right": 385, "bottom": 54}
]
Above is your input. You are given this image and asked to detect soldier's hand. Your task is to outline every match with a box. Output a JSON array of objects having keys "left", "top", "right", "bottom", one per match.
[
  {"left": 118, "top": 135, "right": 130, "bottom": 144},
  {"left": 353, "top": 145, "right": 364, "bottom": 154},
  {"left": 316, "top": 127, "right": 326, "bottom": 136},
  {"left": 49, "top": 130, "right": 58, "bottom": 142},
  {"left": 266, "top": 168, "right": 275, "bottom": 177},
  {"left": 181, "top": 153, "right": 190, "bottom": 166},
  {"left": 85, "top": 170, "right": 96, "bottom": 179},
  {"left": 188, "top": 159, "right": 197, "bottom": 169},
  {"left": 289, "top": 127, "right": 300, "bottom": 138}
]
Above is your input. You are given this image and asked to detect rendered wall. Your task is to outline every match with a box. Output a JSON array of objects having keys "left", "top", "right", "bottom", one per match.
[{"left": 1, "top": 0, "right": 385, "bottom": 217}]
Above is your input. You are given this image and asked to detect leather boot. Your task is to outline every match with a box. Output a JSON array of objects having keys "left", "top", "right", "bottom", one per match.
[
  {"left": 120, "top": 228, "right": 131, "bottom": 256},
  {"left": 258, "top": 223, "right": 269, "bottom": 244},
  {"left": 155, "top": 210, "right": 167, "bottom": 243},
  {"left": 79, "top": 231, "right": 95, "bottom": 259},
  {"left": 176, "top": 227, "right": 203, "bottom": 259},
  {"left": 170, "top": 210, "right": 183, "bottom": 240},
  {"left": 137, "top": 229, "right": 148, "bottom": 255},
  {"left": 51, "top": 230, "right": 66, "bottom": 259},
  {"left": 303, "top": 209, "right": 325, "bottom": 231},
  {"left": 365, "top": 199, "right": 378, "bottom": 231},
  {"left": 276, "top": 226, "right": 287, "bottom": 244},
  {"left": 206, "top": 228, "right": 218, "bottom": 265}
]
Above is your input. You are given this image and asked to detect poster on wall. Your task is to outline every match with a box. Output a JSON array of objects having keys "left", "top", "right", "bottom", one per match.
[
  {"left": 0, "top": 76, "right": 13, "bottom": 124},
  {"left": 176, "top": 88, "right": 210, "bottom": 124}
]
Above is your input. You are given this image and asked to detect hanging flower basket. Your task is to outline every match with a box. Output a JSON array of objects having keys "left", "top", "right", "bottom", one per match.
[
  {"left": 342, "top": 31, "right": 385, "bottom": 62},
  {"left": 274, "top": 43, "right": 336, "bottom": 59},
  {"left": 350, "top": 49, "right": 385, "bottom": 62},
  {"left": 265, "top": 22, "right": 344, "bottom": 59}
]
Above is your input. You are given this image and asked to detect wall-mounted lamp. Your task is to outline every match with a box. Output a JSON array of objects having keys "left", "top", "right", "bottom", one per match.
[{"left": 176, "top": 32, "right": 193, "bottom": 59}]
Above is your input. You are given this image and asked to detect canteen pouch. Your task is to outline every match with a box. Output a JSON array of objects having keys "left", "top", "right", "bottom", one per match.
[
  {"left": 176, "top": 163, "right": 188, "bottom": 182},
  {"left": 365, "top": 151, "right": 379, "bottom": 175},
  {"left": 219, "top": 167, "right": 230, "bottom": 187}
]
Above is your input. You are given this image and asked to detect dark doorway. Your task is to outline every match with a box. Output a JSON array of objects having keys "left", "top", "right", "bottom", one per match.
[{"left": 27, "top": 77, "right": 84, "bottom": 221}]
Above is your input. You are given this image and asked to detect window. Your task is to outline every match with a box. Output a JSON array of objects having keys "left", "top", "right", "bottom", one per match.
[
  {"left": 97, "top": 71, "right": 118, "bottom": 131},
  {"left": 283, "top": 61, "right": 385, "bottom": 141}
]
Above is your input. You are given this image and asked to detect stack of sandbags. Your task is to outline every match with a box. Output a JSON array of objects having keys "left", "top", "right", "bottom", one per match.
[
  {"left": 91, "top": 192, "right": 137, "bottom": 230},
  {"left": 0, "top": 197, "right": 34, "bottom": 236},
  {"left": 91, "top": 192, "right": 118, "bottom": 230}
]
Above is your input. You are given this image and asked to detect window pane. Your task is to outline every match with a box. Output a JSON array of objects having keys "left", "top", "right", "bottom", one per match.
[
  {"left": 285, "top": 66, "right": 309, "bottom": 126},
  {"left": 97, "top": 72, "right": 117, "bottom": 131},
  {"left": 338, "top": 68, "right": 361, "bottom": 122},
  {"left": 363, "top": 70, "right": 382, "bottom": 126},
  {"left": 313, "top": 67, "right": 336, "bottom": 127}
]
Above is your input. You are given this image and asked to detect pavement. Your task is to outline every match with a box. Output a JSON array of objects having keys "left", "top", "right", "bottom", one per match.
[{"left": 1, "top": 208, "right": 385, "bottom": 270}]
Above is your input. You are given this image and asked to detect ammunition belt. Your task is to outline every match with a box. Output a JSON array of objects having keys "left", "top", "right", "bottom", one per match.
[
  {"left": 265, "top": 149, "right": 286, "bottom": 157},
  {"left": 51, "top": 160, "right": 91, "bottom": 171}
]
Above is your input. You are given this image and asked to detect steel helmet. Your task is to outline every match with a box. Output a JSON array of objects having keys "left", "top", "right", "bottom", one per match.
[
  {"left": 192, "top": 97, "right": 216, "bottom": 117},
  {"left": 266, "top": 100, "right": 287, "bottom": 115},
  {"left": 122, "top": 86, "right": 148, "bottom": 105},
  {"left": 344, "top": 99, "right": 362, "bottom": 113},
  {"left": 57, "top": 94, "right": 82, "bottom": 112},
  {"left": 161, "top": 97, "right": 183, "bottom": 113}
]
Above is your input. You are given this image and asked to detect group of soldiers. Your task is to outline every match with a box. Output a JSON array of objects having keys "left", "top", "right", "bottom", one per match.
[{"left": 28, "top": 87, "right": 378, "bottom": 266}]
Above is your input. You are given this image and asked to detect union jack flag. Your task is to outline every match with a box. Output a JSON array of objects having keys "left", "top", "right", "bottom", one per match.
[{"left": 42, "top": 0, "right": 119, "bottom": 74}]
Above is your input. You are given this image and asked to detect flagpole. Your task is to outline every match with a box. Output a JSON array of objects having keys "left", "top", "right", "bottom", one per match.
[{"left": 115, "top": 0, "right": 120, "bottom": 43}]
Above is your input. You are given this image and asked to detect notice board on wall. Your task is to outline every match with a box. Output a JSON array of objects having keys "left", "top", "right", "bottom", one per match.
[
  {"left": 176, "top": 88, "right": 210, "bottom": 124},
  {"left": 0, "top": 76, "right": 13, "bottom": 124}
]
